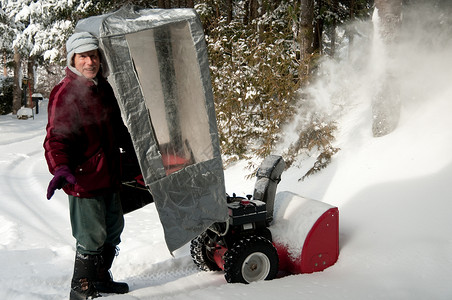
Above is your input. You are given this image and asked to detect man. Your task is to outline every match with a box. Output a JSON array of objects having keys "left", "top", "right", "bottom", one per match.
[{"left": 44, "top": 32, "right": 132, "bottom": 299}]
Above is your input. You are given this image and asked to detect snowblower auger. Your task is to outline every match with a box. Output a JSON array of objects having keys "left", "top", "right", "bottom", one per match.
[{"left": 190, "top": 155, "right": 284, "bottom": 284}]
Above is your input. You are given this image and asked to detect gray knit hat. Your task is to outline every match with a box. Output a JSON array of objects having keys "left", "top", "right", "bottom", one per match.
[{"left": 66, "top": 32, "right": 99, "bottom": 67}]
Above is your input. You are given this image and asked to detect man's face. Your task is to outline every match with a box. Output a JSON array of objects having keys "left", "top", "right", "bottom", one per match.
[{"left": 73, "top": 50, "right": 100, "bottom": 79}]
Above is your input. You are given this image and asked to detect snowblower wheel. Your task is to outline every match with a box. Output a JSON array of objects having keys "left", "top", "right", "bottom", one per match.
[
  {"left": 224, "top": 235, "right": 279, "bottom": 284},
  {"left": 190, "top": 232, "right": 221, "bottom": 271}
]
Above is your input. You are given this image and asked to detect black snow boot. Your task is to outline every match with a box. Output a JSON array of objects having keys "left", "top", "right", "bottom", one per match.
[
  {"left": 70, "top": 252, "right": 101, "bottom": 300},
  {"left": 93, "top": 244, "right": 129, "bottom": 294}
]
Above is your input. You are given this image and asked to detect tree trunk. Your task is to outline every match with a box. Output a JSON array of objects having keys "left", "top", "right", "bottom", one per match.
[
  {"left": 12, "top": 47, "right": 21, "bottom": 115},
  {"left": 226, "top": 0, "right": 233, "bottom": 24},
  {"left": 243, "top": 0, "right": 250, "bottom": 25},
  {"left": 157, "top": 0, "right": 170, "bottom": 8},
  {"left": 330, "top": 0, "right": 338, "bottom": 56},
  {"left": 313, "top": 0, "right": 323, "bottom": 54},
  {"left": 3, "top": 50, "right": 7, "bottom": 77},
  {"left": 375, "top": 0, "right": 403, "bottom": 46},
  {"left": 348, "top": 0, "right": 355, "bottom": 58},
  {"left": 27, "top": 56, "right": 35, "bottom": 108},
  {"left": 372, "top": 0, "right": 403, "bottom": 137},
  {"left": 244, "top": 0, "right": 259, "bottom": 25},
  {"left": 299, "top": 0, "right": 314, "bottom": 78},
  {"left": 249, "top": 0, "right": 259, "bottom": 21}
]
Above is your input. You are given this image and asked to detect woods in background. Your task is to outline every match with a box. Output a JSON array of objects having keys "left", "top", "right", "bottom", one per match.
[{"left": 3, "top": 1, "right": 446, "bottom": 176}]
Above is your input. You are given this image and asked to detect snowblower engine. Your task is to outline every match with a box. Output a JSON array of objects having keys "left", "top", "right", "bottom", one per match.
[{"left": 190, "top": 155, "right": 285, "bottom": 284}]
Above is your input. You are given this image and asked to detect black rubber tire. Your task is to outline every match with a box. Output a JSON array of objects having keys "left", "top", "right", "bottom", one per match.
[
  {"left": 224, "top": 235, "right": 279, "bottom": 284},
  {"left": 190, "top": 232, "right": 221, "bottom": 272}
]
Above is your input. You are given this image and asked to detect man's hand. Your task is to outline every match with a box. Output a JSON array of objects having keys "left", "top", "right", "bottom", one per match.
[{"left": 47, "top": 165, "right": 76, "bottom": 200}]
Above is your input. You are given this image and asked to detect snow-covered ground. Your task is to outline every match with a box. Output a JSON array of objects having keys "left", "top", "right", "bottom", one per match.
[{"left": 1, "top": 3, "right": 452, "bottom": 300}]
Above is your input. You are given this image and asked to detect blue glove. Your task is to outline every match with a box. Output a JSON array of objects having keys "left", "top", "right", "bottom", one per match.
[{"left": 47, "top": 165, "right": 76, "bottom": 200}]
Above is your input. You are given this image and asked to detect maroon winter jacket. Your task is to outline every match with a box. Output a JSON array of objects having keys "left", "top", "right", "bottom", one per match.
[{"left": 44, "top": 67, "right": 131, "bottom": 198}]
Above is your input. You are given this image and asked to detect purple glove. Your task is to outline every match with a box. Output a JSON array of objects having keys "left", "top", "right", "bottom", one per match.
[{"left": 47, "top": 165, "right": 77, "bottom": 200}]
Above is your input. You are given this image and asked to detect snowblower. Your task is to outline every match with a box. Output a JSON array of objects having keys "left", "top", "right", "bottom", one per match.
[
  {"left": 190, "top": 155, "right": 339, "bottom": 283},
  {"left": 75, "top": 5, "right": 339, "bottom": 284}
]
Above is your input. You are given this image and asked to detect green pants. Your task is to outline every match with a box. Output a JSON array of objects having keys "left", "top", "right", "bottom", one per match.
[{"left": 69, "top": 193, "right": 124, "bottom": 255}]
